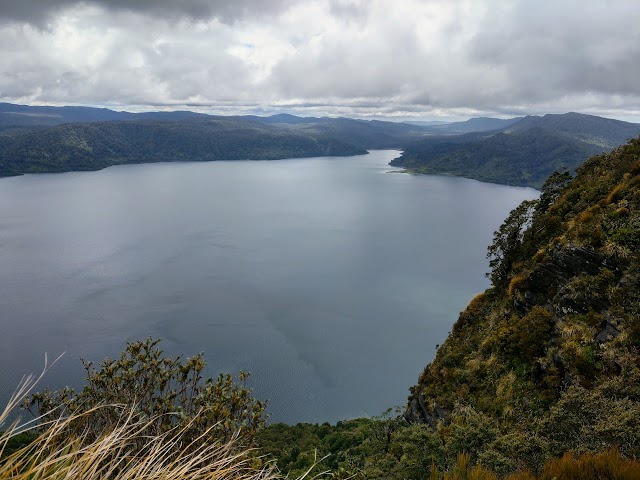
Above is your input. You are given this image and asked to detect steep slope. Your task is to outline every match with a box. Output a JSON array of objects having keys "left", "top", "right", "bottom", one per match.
[
  {"left": 255, "top": 138, "right": 640, "bottom": 478},
  {"left": 393, "top": 127, "right": 602, "bottom": 187},
  {"left": 392, "top": 113, "right": 640, "bottom": 188},
  {"left": 504, "top": 112, "right": 640, "bottom": 149},
  {"left": 0, "top": 118, "right": 367, "bottom": 176},
  {"left": 428, "top": 116, "right": 523, "bottom": 134},
  {"left": 406, "top": 136, "right": 640, "bottom": 465}
]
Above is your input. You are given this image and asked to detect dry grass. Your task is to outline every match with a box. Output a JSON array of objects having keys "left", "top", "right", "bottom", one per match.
[
  {"left": 538, "top": 449, "right": 640, "bottom": 480},
  {"left": 2, "top": 414, "right": 277, "bottom": 479},
  {"left": 0, "top": 361, "right": 320, "bottom": 480},
  {"left": 429, "top": 454, "right": 499, "bottom": 480},
  {"left": 507, "top": 272, "right": 527, "bottom": 297},
  {"left": 429, "top": 450, "right": 640, "bottom": 480}
]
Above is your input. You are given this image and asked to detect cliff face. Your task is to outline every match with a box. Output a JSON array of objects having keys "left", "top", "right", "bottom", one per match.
[{"left": 406, "top": 137, "right": 640, "bottom": 456}]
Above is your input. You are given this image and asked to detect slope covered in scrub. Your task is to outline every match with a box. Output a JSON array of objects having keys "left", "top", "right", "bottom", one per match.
[{"left": 405, "top": 135, "right": 640, "bottom": 469}]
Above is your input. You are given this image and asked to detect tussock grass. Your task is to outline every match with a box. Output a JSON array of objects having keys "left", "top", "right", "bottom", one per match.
[
  {"left": 1, "top": 411, "right": 278, "bottom": 479},
  {"left": 0, "top": 361, "right": 320, "bottom": 480},
  {"left": 538, "top": 449, "right": 640, "bottom": 480},
  {"left": 428, "top": 450, "right": 640, "bottom": 480}
]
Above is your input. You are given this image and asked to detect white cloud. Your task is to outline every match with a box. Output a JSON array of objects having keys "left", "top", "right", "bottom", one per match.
[{"left": 1, "top": 0, "right": 639, "bottom": 120}]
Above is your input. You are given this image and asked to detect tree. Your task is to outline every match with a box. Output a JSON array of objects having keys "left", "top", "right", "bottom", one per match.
[
  {"left": 537, "top": 169, "right": 572, "bottom": 215},
  {"left": 25, "top": 338, "right": 266, "bottom": 451},
  {"left": 486, "top": 200, "right": 537, "bottom": 286}
]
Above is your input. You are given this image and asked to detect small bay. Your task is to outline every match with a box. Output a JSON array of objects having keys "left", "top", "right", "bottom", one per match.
[{"left": 0, "top": 150, "right": 538, "bottom": 424}]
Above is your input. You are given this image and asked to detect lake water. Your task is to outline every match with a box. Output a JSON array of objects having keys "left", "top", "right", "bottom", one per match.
[{"left": 0, "top": 150, "right": 538, "bottom": 424}]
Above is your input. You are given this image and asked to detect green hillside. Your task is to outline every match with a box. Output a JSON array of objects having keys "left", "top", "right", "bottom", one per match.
[
  {"left": 391, "top": 113, "right": 640, "bottom": 188},
  {"left": 0, "top": 118, "right": 367, "bottom": 176},
  {"left": 405, "top": 134, "right": 640, "bottom": 462},
  {"left": 0, "top": 103, "right": 443, "bottom": 177}
]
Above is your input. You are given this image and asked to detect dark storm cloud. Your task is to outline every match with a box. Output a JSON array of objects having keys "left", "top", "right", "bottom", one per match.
[{"left": 0, "top": 0, "right": 293, "bottom": 25}]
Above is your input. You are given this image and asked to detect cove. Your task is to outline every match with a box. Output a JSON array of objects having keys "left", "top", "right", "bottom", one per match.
[{"left": 0, "top": 150, "right": 538, "bottom": 423}]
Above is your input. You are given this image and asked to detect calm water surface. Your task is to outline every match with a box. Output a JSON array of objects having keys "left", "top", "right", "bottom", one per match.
[{"left": 0, "top": 150, "right": 537, "bottom": 423}]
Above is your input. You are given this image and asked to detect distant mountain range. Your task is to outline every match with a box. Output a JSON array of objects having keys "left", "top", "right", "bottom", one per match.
[
  {"left": 1, "top": 103, "right": 639, "bottom": 186},
  {"left": 0, "top": 103, "right": 433, "bottom": 177},
  {"left": 391, "top": 112, "right": 640, "bottom": 188},
  {"left": 0, "top": 102, "right": 210, "bottom": 127},
  {"left": 402, "top": 120, "right": 450, "bottom": 127},
  {"left": 0, "top": 118, "right": 365, "bottom": 176}
]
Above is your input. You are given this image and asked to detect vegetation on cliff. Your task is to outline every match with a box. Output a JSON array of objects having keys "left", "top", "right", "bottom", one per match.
[
  {"left": 258, "top": 136, "right": 640, "bottom": 478},
  {"left": 408, "top": 135, "right": 640, "bottom": 429}
]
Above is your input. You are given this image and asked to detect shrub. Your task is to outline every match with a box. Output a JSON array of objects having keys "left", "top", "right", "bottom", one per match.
[
  {"left": 0, "top": 359, "right": 276, "bottom": 480},
  {"left": 24, "top": 338, "right": 266, "bottom": 451}
]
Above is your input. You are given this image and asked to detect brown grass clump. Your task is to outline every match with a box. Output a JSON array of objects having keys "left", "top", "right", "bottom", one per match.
[
  {"left": 428, "top": 450, "right": 640, "bottom": 480},
  {"left": 0, "top": 360, "right": 320, "bottom": 480},
  {"left": 507, "top": 273, "right": 527, "bottom": 297},
  {"left": 429, "top": 454, "right": 499, "bottom": 480},
  {"left": 538, "top": 449, "right": 640, "bottom": 480},
  {"left": 604, "top": 182, "right": 627, "bottom": 205},
  {"left": 2, "top": 412, "right": 277, "bottom": 480}
]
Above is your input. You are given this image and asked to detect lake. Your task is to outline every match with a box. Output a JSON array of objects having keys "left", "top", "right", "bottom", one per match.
[{"left": 0, "top": 150, "right": 538, "bottom": 424}]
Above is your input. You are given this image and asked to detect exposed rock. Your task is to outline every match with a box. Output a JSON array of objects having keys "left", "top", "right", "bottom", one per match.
[
  {"left": 596, "top": 320, "right": 620, "bottom": 344},
  {"left": 529, "top": 245, "right": 609, "bottom": 289},
  {"left": 557, "top": 291, "right": 609, "bottom": 315},
  {"left": 404, "top": 395, "right": 446, "bottom": 427},
  {"left": 517, "top": 245, "right": 617, "bottom": 314}
]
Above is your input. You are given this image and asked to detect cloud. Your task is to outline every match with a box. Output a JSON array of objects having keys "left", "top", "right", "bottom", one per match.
[
  {"left": 0, "top": 0, "right": 639, "bottom": 120},
  {"left": 0, "top": 0, "right": 293, "bottom": 26}
]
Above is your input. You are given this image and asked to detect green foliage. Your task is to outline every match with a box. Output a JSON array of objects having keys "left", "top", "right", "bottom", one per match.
[
  {"left": 0, "top": 118, "right": 369, "bottom": 177},
  {"left": 396, "top": 136, "right": 640, "bottom": 476},
  {"left": 542, "top": 383, "right": 640, "bottom": 459},
  {"left": 255, "top": 136, "right": 640, "bottom": 478},
  {"left": 486, "top": 200, "right": 537, "bottom": 286},
  {"left": 24, "top": 338, "right": 266, "bottom": 450},
  {"left": 391, "top": 113, "right": 640, "bottom": 188},
  {"left": 378, "top": 424, "right": 445, "bottom": 480},
  {"left": 445, "top": 407, "right": 499, "bottom": 461},
  {"left": 256, "top": 413, "right": 408, "bottom": 479},
  {"left": 536, "top": 170, "right": 572, "bottom": 214},
  {"left": 0, "top": 431, "right": 37, "bottom": 458}
]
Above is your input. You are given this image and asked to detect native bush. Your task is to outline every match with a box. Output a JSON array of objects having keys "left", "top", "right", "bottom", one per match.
[{"left": 24, "top": 338, "right": 266, "bottom": 451}]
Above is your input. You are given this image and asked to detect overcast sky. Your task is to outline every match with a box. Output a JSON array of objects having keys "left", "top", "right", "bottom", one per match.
[{"left": 1, "top": 0, "right": 639, "bottom": 121}]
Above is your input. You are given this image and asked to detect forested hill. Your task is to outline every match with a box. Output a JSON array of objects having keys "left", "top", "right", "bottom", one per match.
[
  {"left": 405, "top": 135, "right": 640, "bottom": 468},
  {"left": 0, "top": 102, "right": 210, "bottom": 127},
  {"left": 0, "top": 118, "right": 373, "bottom": 177},
  {"left": 391, "top": 112, "right": 640, "bottom": 188},
  {"left": 0, "top": 103, "right": 436, "bottom": 177},
  {"left": 4, "top": 103, "right": 640, "bottom": 185}
]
